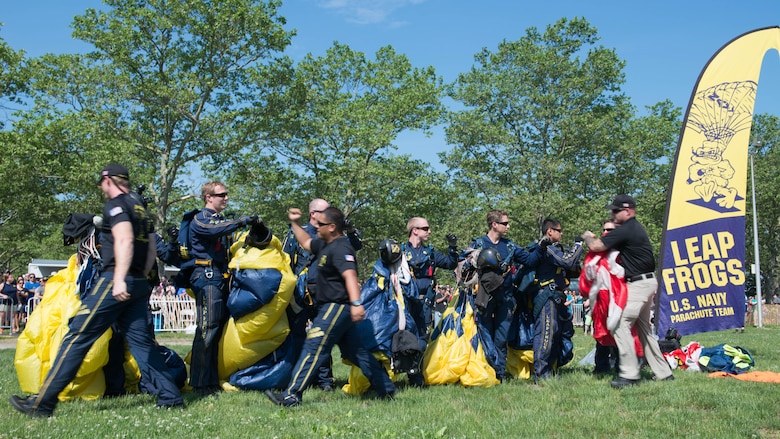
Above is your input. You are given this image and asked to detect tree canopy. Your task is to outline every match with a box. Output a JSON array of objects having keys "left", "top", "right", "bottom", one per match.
[{"left": 5, "top": 6, "right": 776, "bottom": 298}]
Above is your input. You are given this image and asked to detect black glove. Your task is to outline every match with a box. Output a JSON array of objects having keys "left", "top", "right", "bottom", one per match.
[
  {"left": 247, "top": 215, "right": 261, "bottom": 226},
  {"left": 446, "top": 233, "right": 458, "bottom": 247},
  {"left": 573, "top": 237, "right": 584, "bottom": 245},
  {"left": 424, "top": 297, "right": 433, "bottom": 308},
  {"left": 165, "top": 225, "right": 179, "bottom": 241},
  {"left": 539, "top": 236, "right": 552, "bottom": 248},
  {"left": 344, "top": 218, "right": 356, "bottom": 234}
]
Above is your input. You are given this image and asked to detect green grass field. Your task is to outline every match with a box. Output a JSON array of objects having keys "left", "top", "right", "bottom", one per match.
[{"left": 1, "top": 327, "right": 779, "bottom": 438}]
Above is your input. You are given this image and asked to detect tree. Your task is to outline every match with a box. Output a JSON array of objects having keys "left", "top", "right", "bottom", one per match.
[
  {"left": 747, "top": 114, "right": 780, "bottom": 302},
  {"left": 442, "top": 17, "right": 679, "bottom": 246},
  {"left": 221, "top": 42, "right": 449, "bottom": 271},
  {"left": 11, "top": 0, "right": 294, "bottom": 231},
  {"left": 0, "top": 34, "right": 73, "bottom": 271}
]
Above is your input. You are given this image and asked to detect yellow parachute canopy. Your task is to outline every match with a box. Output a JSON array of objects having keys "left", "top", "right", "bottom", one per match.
[{"left": 14, "top": 254, "right": 113, "bottom": 401}]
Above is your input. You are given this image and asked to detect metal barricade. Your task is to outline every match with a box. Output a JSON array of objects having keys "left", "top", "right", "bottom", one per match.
[
  {"left": 0, "top": 298, "right": 11, "bottom": 332},
  {"left": 149, "top": 295, "right": 197, "bottom": 333},
  {"left": 26, "top": 296, "right": 41, "bottom": 320},
  {"left": 571, "top": 303, "right": 584, "bottom": 327}
]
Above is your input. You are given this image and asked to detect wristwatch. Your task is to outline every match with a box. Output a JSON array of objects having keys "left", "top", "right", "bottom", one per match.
[{"left": 350, "top": 300, "right": 362, "bottom": 306}]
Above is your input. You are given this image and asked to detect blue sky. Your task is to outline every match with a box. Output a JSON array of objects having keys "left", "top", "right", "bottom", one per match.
[{"left": 3, "top": 0, "right": 780, "bottom": 171}]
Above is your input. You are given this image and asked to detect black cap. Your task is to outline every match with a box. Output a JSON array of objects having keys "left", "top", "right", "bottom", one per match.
[
  {"left": 97, "top": 164, "right": 129, "bottom": 184},
  {"left": 605, "top": 194, "right": 636, "bottom": 210}
]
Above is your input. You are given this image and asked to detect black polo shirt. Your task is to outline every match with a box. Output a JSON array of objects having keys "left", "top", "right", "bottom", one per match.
[
  {"left": 310, "top": 236, "right": 357, "bottom": 304},
  {"left": 599, "top": 217, "right": 655, "bottom": 279},
  {"left": 101, "top": 193, "right": 154, "bottom": 275}
]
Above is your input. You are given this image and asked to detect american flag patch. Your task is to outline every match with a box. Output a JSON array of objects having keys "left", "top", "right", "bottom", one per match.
[
  {"left": 109, "top": 206, "right": 124, "bottom": 217},
  {"left": 344, "top": 254, "right": 355, "bottom": 262}
]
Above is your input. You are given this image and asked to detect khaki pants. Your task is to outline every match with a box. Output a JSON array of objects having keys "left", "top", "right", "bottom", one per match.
[{"left": 612, "top": 277, "right": 672, "bottom": 380}]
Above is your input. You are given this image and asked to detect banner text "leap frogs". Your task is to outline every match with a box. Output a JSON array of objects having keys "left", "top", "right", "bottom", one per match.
[{"left": 661, "top": 231, "right": 745, "bottom": 295}]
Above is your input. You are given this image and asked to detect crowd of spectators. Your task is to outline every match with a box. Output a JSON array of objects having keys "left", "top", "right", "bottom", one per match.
[{"left": 0, "top": 270, "right": 47, "bottom": 334}]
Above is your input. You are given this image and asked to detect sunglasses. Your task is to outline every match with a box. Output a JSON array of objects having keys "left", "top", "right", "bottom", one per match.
[
  {"left": 603, "top": 228, "right": 615, "bottom": 232},
  {"left": 210, "top": 192, "right": 228, "bottom": 198},
  {"left": 495, "top": 221, "right": 509, "bottom": 226},
  {"left": 551, "top": 228, "right": 562, "bottom": 233},
  {"left": 415, "top": 226, "right": 430, "bottom": 231},
  {"left": 317, "top": 221, "right": 333, "bottom": 227},
  {"left": 611, "top": 208, "right": 625, "bottom": 214}
]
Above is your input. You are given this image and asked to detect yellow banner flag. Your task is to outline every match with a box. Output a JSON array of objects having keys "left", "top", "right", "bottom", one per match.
[{"left": 657, "top": 27, "right": 780, "bottom": 337}]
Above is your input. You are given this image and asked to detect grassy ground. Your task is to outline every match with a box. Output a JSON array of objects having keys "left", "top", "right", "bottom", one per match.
[{"left": 1, "top": 327, "right": 779, "bottom": 438}]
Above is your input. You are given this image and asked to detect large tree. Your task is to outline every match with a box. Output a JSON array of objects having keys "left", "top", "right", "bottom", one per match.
[
  {"left": 11, "top": 0, "right": 294, "bottom": 230},
  {"left": 442, "top": 17, "right": 678, "bottom": 246},
  {"left": 222, "top": 42, "right": 450, "bottom": 270},
  {"left": 0, "top": 34, "right": 72, "bottom": 271},
  {"left": 747, "top": 114, "right": 780, "bottom": 302}
]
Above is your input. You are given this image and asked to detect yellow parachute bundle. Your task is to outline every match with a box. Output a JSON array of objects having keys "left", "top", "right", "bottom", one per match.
[
  {"left": 217, "top": 233, "right": 296, "bottom": 380},
  {"left": 341, "top": 352, "right": 400, "bottom": 395},
  {"left": 506, "top": 348, "right": 535, "bottom": 380},
  {"left": 14, "top": 254, "right": 113, "bottom": 401},
  {"left": 422, "top": 290, "right": 499, "bottom": 388}
]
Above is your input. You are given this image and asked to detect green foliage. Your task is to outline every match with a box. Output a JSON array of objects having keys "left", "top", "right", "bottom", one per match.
[
  {"left": 443, "top": 17, "right": 679, "bottom": 249},
  {"left": 13, "top": 0, "right": 294, "bottom": 229},
  {"left": 221, "top": 42, "right": 450, "bottom": 272},
  {"left": 3, "top": 327, "right": 780, "bottom": 437},
  {"left": 747, "top": 115, "right": 780, "bottom": 301}
]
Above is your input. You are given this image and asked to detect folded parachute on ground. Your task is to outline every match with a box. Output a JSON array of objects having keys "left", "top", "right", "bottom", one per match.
[
  {"left": 358, "top": 259, "right": 420, "bottom": 356},
  {"left": 19, "top": 213, "right": 186, "bottom": 400},
  {"left": 422, "top": 288, "right": 499, "bottom": 388},
  {"left": 228, "top": 337, "right": 296, "bottom": 390},
  {"left": 14, "top": 254, "right": 112, "bottom": 401},
  {"left": 506, "top": 298, "right": 535, "bottom": 379},
  {"left": 218, "top": 230, "right": 296, "bottom": 385},
  {"left": 342, "top": 258, "right": 420, "bottom": 395}
]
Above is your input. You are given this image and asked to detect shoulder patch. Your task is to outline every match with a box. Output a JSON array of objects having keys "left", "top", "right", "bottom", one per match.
[
  {"left": 344, "top": 254, "right": 355, "bottom": 262},
  {"left": 109, "top": 206, "right": 124, "bottom": 217}
]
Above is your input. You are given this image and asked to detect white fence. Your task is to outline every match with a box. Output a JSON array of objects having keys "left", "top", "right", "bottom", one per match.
[
  {"left": 0, "top": 295, "right": 196, "bottom": 334},
  {"left": 571, "top": 303, "right": 584, "bottom": 327},
  {"left": 149, "top": 295, "right": 197, "bottom": 332}
]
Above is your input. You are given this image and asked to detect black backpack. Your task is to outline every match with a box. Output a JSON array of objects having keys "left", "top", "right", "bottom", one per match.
[
  {"left": 391, "top": 329, "right": 422, "bottom": 374},
  {"left": 173, "top": 209, "right": 200, "bottom": 289}
]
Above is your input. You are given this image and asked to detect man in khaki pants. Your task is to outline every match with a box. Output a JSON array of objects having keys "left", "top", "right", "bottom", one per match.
[{"left": 582, "top": 195, "right": 673, "bottom": 388}]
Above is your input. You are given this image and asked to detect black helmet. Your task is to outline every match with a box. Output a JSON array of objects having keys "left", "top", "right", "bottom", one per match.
[
  {"left": 379, "top": 239, "right": 402, "bottom": 265},
  {"left": 476, "top": 247, "right": 501, "bottom": 270}
]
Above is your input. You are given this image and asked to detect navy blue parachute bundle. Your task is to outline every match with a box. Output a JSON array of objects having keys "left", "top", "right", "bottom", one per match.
[
  {"left": 508, "top": 307, "right": 535, "bottom": 350},
  {"left": 472, "top": 302, "right": 500, "bottom": 369},
  {"left": 139, "top": 345, "right": 188, "bottom": 393},
  {"left": 217, "top": 232, "right": 296, "bottom": 385},
  {"left": 227, "top": 268, "right": 284, "bottom": 319},
  {"left": 357, "top": 259, "right": 420, "bottom": 356},
  {"left": 228, "top": 337, "right": 296, "bottom": 390},
  {"left": 292, "top": 269, "right": 315, "bottom": 315}
]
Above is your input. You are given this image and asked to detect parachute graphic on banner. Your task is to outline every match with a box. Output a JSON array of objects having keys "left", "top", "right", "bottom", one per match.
[
  {"left": 657, "top": 27, "right": 780, "bottom": 337},
  {"left": 685, "top": 81, "right": 756, "bottom": 212}
]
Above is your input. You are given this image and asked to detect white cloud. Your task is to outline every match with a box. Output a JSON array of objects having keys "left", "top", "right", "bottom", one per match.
[{"left": 316, "top": 0, "right": 426, "bottom": 25}]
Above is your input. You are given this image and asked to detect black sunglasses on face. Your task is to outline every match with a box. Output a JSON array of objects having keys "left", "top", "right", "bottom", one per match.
[
  {"left": 317, "top": 221, "right": 333, "bottom": 227},
  {"left": 211, "top": 192, "right": 228, "bottom": 198},
  {"left": 495, "top": 221, "right": 509, "bottom": 226},
  {"left": 551, "top": 228, "right": 562, "bottom": 233},
  {"left": 415, "top": 226, "right": 430, "bottom": 231},
  {"left": 603, "top": 228, "right": 615, "bottom": 232},
  {"left": 611, "top": 208, "right": 624, "bottom": 214}
]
